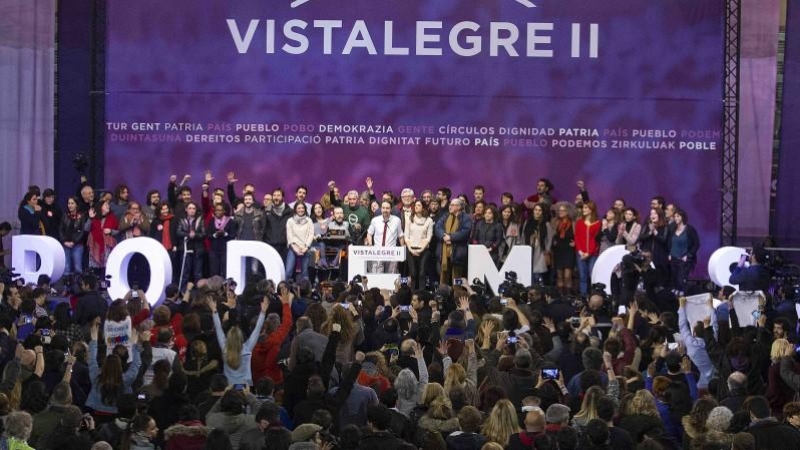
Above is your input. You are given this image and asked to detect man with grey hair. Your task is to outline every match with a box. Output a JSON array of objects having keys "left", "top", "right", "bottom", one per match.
[
  {"left": 289, "top": 317, "right": 329, "bottom": 371},
  {"left": 721, "top": 371, "right": 748, "bottom": 413},
  {"left": 434, "top": 197, "right": 473, "bottom": 284},
  {"left": 567, "top": 347, "right": 608, "bottom": 397},
  {"left": 30, "top": 381, "right": 73, "bottom": 449},
  {"left": 328, "top": 180, "right": 371, "bottom": 243}
]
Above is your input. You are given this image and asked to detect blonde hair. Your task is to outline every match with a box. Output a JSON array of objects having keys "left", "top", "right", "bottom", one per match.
[
  {"left": 428, "top": 396, "right": 454, "bottom": 420},
  {"left": 444, "top": 363, "right": 467, "bottom": 393},
  {"left": 627, "top": 389, "right": 660, "bottom": 418},
  {"left": 421, "top": 383, "right": 446, "bottom": 408},
  {"left": 573, "top": 385, "right": 605, "bottom": 422},
  {"left": 480, "top": 444, "right": 504, "bottom": 450},
  {"left": 224, "top": 326, "right": 244, "bottom": 370},
  {"left": 771, "top": 338, "right": 792, "bottom": 361},
  {"left": 481, "top": 399, "right": 521, "bottom": 446}
]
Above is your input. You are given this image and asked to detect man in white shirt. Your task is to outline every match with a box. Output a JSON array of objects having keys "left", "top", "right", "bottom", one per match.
[{"left": 366, "top": 201, "right": 405, "bottom": 273}]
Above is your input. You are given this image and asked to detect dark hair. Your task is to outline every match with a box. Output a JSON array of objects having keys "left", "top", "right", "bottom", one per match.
[
  {"left": 380, "top": 388, "right": 399, "bottom": 408},
  {"left": 256, "top": 377, "right": 275, "bottom": 397},
  {"left": 596, "top": 396, "right": 615, "bottom": 422},
  {"left": 438, "top": 187, "right": 452, "bottom": 200},
  {"left": 113, "top": 185, "right": 129, "bottom": 201},
  {"left": 256, "top": 401, "right": 280, "bottom": 423},
  {"left": 80, "top": 273, "right": 98, "bottom": 290},
  {"left": 674, "top": 208, "right": 689, "bottom": 224},
  {"left": 264, "top": 427, "right": 292, "bottom": 450},
  {"left": 651, "top": 196, "right": 666, "bottom": 210},
  {"left": 220, "top": 391, "right": 245, "bottom": 415},
  {"left": 0, "top": 222, "right": 11, "bottom": 232},
  {"left": 538, "top": 178, "right": 554, "bottom": 192},
  {"left": 210, "top": 375, "right": 228, "bottom": 393},
  {"left": 168, "top": 370, "right": 187, "bottom": 393},
  {"left": 556, "top": 426, "right": 579, "bottom": 450},
  {"left": 179, "top": 404, "right": 200, "bottom": 421},
  {"left": 745, "top": 396, "right": 771, "bottom": 420},
  {"left": 120, "top": 415, "right": 154, "bottom": 450},
  {"left": 106, "top": 299, "right": 129, "bottom": 322},
  {"left": 146, "top": 190, "right": 160, "bottom": 206},
  {"left": 367, "top": 404, "right": 392, "bottom": 431},
  {"left": 205, "top": 429, "right": 234, "bottom": 450}
]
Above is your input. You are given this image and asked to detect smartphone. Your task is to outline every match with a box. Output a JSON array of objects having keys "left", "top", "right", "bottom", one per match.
[
  {"left": 340, "top": 303, "right": 350, "bottom": 309},
  {"left": 667, "top": 342, "right": 679, "bottom": 351},
  {"left": 233, "top": 384, "right": 246, "bottom": 391},
  {"left": 399, "top": 305, "right": 410, "bottom": 312},
  {"left": 570, "top": 317, "right": 581, "bottom": 327},
  {"left": 137, "top": 393, "right": 147, "bottom": 401},
  {"left": 506, "top": 336, "right": 518, "bottom": 344},
  {"left": 500, "top": 298, "right": 508, "bottom": 306},
  {"left": 617, "top": 305, "right": 627, "bottom": 315},
  {"left": 40, "top": 329, "right": 51, "bottom": 337},
  {"left": 795, "top": 344, "right": 800, "bottom": 354},
  {"left": 541, "top": 368, "right": 560, "bottom": 380},
  {"left": 399, "top": 277, "right": 409, "bottom": 285},
  {"left": 454, "top": 279, "right": 464, "bottom": 286},
  {"left": 131, "top": 290, "right": 139, "bottom": 298}
]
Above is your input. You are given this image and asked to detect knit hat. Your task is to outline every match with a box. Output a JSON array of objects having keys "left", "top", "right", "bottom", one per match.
[
  {"left": 291, "top": 423, "right": 322, "bottom": 443},
  {"left": 706, "top": 406, "right": 733, "bottom": 432}
]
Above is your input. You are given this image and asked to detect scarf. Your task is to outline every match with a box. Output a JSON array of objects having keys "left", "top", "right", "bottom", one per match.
[
  {"left": 557, "top": 217, "right": 572, "bottom": 238},
  {"left": 292, "top": 215, "right": 309, "bottom": 225},
  {"left": 160, "top": 213, "right": 174, "bottom": 250},
  {"left": 24, "top": 204, "right": 45, "bottom": 235},
  {"left": 214, "top": 215, "right": 230, "bottom": 230},
  {"left": 626, "top": 221, "right": 635, "bottom": 232},
  {"left": 440, "top": 213, "right": 459, "bottom": 275}
]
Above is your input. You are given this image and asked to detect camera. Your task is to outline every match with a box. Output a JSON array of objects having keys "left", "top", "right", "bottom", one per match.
[
  {"left": 506, "top": 336, "right": 518, "bottom": 344},
  {"left": 233, "top": 384, "right": 246, "bottom": 391},
  {"left": 500, "top": 298, "right": 508, "bottom": 306},
  {"left": 399, "top": 277, "right": 409, "bottom": 286},
  {"left": 223, "top": 277, "right": 237, "bottom": 291},
  {"left": 0, "top": 267, "right": 21, "bottom": 285},
  {"left": 541, "top": 368, "right": 560, "bottom": 380}
]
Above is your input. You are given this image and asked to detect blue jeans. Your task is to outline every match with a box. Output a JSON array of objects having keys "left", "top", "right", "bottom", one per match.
[
  {"left": 63, "top": 244, "right": 84, "bottom": 274},
  {"left": 577, "top": 254, "right": 598, "bottom": 296},
  {"left": 286, "top": 249, "right": 310, "bottom": 281}
]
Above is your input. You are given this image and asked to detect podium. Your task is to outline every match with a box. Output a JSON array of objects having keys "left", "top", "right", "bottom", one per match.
[{"left": 348, "top": 246, "right": 406, "bottom": 290}]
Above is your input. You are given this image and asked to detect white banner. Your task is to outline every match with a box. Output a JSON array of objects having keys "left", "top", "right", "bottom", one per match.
[
  {"left": 731, "top": 291, "right": 763, "bottom": 327},
  {"left": 349, "top": 246, "right": 406, "bottom": 261},
  {"left": 684, "top": 293, "right": 713, "bottom": 328}
]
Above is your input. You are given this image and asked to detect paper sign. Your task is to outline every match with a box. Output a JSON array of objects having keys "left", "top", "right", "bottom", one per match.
[
  {"left": 730, "top": 291, "right": 763, "bottom": 327},
  {"left": 684, "top": 293, "right": 713, "bottom": 329}
]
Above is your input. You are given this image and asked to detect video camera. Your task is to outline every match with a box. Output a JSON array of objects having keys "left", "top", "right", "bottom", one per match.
[
  {"left": 498, "top": 271, "right": 525, "bottom": 300},
  {"left": 0, "top": 267, "right": 23, "bottom": 287}
]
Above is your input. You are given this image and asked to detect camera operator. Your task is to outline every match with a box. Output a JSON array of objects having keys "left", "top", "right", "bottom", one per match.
[
  {"left": 729, "top": 247, "right": 771, "bottom": 293},
  {"left": 619, "top": 250, "right": 662, "bottom": 305},
  {"left": 73, "top": 274, "right": 108, "bottom": 327}
]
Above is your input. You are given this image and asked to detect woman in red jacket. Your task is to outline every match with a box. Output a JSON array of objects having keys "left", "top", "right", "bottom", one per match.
[
  {"left": 251, "top": 288, "right": 293, "bottom": 386},
  {"left": 575, "top": 201, "right": 601, "bottom": 296}
]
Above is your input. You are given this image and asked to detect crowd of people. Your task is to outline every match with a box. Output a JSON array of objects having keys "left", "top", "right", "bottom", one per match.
[{"left": 0, "top": 172, "right": 797, "bottom": 450}]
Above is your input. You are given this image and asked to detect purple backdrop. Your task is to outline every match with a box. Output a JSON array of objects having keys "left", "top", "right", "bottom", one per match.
[
  {"left": 775, "top": 1, "right": 800, "bottom": 249},
  {"left": 105, "top": 0, "right": 725, "bottom": 274}
]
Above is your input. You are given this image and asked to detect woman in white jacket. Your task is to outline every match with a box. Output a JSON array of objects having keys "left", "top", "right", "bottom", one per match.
[
  {"left": 405, "top": 200, "right": 433, "bottom": 290},
  {"left": 286, "top": 202, "right": 315, "bottom": 281}
]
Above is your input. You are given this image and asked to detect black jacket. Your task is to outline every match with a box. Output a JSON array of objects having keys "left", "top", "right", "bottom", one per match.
[
  {"left": 356, "top": 431, "right": 416, "bottom": 450},
  {"left": 746, "top": 418, "right": 800, "bottom": 450},
  {"left": 73, "top": 291, "right": 108, "bottom": 326},
  {"left": 264, "top": 204, "right": 293, "bottom": 246}
]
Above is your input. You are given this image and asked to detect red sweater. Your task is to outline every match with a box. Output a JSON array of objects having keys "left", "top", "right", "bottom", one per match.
[
  {"left": 574, "top": 219, "right": 601, "bottom": 256},
  {"left": 251, "top": 302, "right": 293, "bottom": 385}
]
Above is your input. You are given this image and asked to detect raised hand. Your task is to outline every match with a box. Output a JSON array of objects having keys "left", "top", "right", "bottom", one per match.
[
  {"left": 365, "top": 177, "right": 373, "bottom": 191},
  {"left": 169, "top": 175, "right": 177, "bottom": 184},
  {"left": 543, "top": 317, "right": 556, "bottom": 333},
  {"left": 227, "top": 172, "right": 238, "bottom": 184},
  {"left": 437, "top": 340, "right": 451, "bottom": 357},
  {"left": 204, "top": 170, "right": 213, "bottom": 183}
]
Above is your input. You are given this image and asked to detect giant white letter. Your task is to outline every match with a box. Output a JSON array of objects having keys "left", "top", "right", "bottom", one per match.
[
  {"left": 11, "top": 235, "right": 65, "bottom": 286},
  {"left": 591, "top": 245, "right": 629, "bottom": 296},
  {"left": 226, "top": 241, "right": 285, "bottom": 295},
  {"left": 708, "top": 246, "right": 746, "bottom": 291},
  {"left": 467, "top": 245, "right": 531, "bottom": 294},
  {"left": 105, "top": 237, "right": 172, "bottom": 305}
]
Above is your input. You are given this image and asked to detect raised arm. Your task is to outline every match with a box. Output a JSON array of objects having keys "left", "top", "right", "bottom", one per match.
[{"left": 244, "top": 298, "right": 269, "bottom": 352}]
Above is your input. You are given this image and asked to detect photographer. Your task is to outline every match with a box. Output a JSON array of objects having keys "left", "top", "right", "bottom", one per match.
[
  {"left": 72, "top": 274, "right": 108, "bottom": 327},
  {"left": 619, "top": 250, "right": 661, "bottom": 305},
  {"left": 729, "top": 247, "right": 771, "bottom": 293}
]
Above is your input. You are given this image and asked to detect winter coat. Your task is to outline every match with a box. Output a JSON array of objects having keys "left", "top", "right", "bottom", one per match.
[
  {"left": 746, "top": 418, "right": 800, "bottom": 450},
  {"left": 356, "top": 431, "right": 416, "bottom": 450},
  {"left": 164, "top": 420, "right": 209, "bottom": 450}
]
